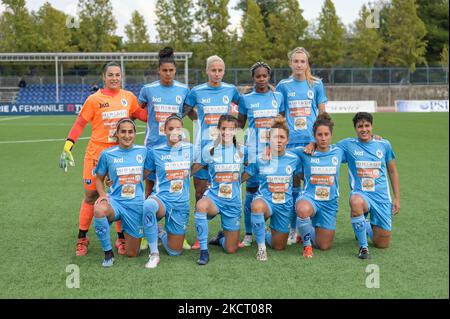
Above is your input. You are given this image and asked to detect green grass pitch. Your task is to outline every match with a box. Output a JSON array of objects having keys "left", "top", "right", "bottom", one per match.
[{"left": 0, "top": 113, "right": 448, "bottom": 298}]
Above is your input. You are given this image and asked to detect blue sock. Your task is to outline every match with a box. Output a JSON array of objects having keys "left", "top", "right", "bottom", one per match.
[
  {"left": 352, "top": 215, "right": 368, "bottom": 249},
  {"left": 195, "top": 212, "right": 208, "bottom": 251},
  {"left": 219, "top": 236, "right": 226, "bottom": 250},
  {"left": 296, "top": 216, "right": 313, "bottom": 247},
  {"left": 290, "top": 188, "right": 300, "bottom": 229},
  {"left": 365, "top": 220, "right": 373, "bottom": 241},
  {"left": 143, "top": 198, "right": 159, "bottom": 254},
  {"left": 251, "top": 213, "right": 266, "bottom": 248},
  {"left": 265, "top": 230, "right": 272, "bottom": 248},
  {"left": 94, "top": 216, "right": 112, "bottom": 252},
  {"left": 244, "top": 192, "right": 254, "bottom": 234}
]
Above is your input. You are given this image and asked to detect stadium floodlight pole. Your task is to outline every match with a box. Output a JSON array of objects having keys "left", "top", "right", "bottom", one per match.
[
  {"left": 185, "top": 58, "right": 189, "bottom": 85},
  {"left": 55, "top": 55, "right": 59, "bottom": 103},
  {"left": 121, "top": 55, "right": 126, "bottom": 88}
]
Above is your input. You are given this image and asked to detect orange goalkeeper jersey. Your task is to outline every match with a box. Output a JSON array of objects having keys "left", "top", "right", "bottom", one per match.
[{"left": 79, "top": 89, "right": 140, "bottom": 145}]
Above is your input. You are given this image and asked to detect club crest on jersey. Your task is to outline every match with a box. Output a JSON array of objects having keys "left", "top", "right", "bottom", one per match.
[
  {"left": 136, "top": 154, "right": 144, "bottom": 164},
  {"left": 223, "top": 95, "right": 229, "bottom": 104},
  {"left": 332, "top": 156, "right": 338, "bottom": 166},
  {"left": 84, "top": 179, "right": 92, "bottom": 185},
  {"left": 376, "top": 149, "right": 384, "bottom": 159},
  {"left": 176, "top": 95, "right": 183, "bottom": 104},
  {"left": 183, "top": 152, "right": 190, "bottom": 160},
  {"left": 272, "top": 99, "right": 278, "bottom": 108},
  {"left": 121, "top": 98, "right": 128, "bottom": 107},
  {"left": 307, "top": 90, "right": 314, "bottom": 99},
  {"left": 286, "top": 165, "right": 293, "bottom": 175}
]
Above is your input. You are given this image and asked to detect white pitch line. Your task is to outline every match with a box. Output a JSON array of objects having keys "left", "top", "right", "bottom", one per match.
[
  {"left": 0, "top": 132, "right": 145, "bottom": 144},
  {"left": 0, "top": 116, "right": 30, "bottom": 122}
]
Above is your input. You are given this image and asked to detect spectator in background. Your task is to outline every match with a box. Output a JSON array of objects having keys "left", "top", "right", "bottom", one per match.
[
  {"left": 18, "top": 78, "right": 26, "bottom": 88},
  {"left": 91, "top": 83, "right": 99, "bottom": 93}
]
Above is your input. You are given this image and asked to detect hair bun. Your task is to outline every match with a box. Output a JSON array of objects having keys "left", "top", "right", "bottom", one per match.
[
  {"left": 159, "top": 47, "right": 174, "bottom": 59},
  {"left": 317, "top": 112, "right": 332, "bottom": 122}
]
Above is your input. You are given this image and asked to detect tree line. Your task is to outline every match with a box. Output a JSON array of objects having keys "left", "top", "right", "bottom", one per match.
[{"left": 0, "top": 0, "right": 448, "bottom": 71}]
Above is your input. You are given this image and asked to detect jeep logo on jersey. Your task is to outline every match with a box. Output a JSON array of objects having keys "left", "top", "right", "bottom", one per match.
[
  {"left": 272, "top": 99, "right": 278, "bottom": 108},
  {"left": 136, "top": 154, "right": 143, "bottom": 164},
  {"left": 121, "top": 99, "right": 128, "bottom": 107},
  {"left": 354, "top": 150, "right": 364, "bottom": 156},
  {"left": 376, "top": 149, "right": 384, "bottom": 159},
  {"left": 99, "top": 102, "right": 110, "bottom": 108},
  {"left": 307, "top": 90, "right": 314, "bottom": 99},
  {"left": 176, "top": 95, "right": 182, "bottom": 104},
  {"left": 286, "top": 165, "right": 293, "bottom": 174},
  {"left": 114, "top": 157, "right": 124, "bottom": 163},
  {"left": 223, "top": 95, "right": 229, "bottom": 104},
  {"left": 332, "top": 156, "right": 338, "bottom": 166}
]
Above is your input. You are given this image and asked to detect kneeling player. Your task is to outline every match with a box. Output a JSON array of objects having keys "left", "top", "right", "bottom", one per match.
[
  {"left": 93, "top": 118, "right": 147, "bottom": 267},
  {"left": 242, "top": 116, "right": 301, "bottom": 261}
]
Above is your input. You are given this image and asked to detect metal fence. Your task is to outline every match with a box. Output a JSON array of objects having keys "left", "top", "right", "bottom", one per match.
[{"left": 1, "top": 67, "right": 448, "bottom": 87}]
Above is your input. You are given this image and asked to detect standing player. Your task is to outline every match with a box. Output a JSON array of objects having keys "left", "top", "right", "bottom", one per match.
[
  {"left": 238, "top": 62, "right": 285, "bottom": 247},
  {"left": 93, "top": 118, "right": 147, "bottom": 267},
  {"left": 276, "top": 47, "right": 328, "bottom": 245},
  {"left": 59, "top": 62, "right": 147, "bottom": 257},
  {"left": 184, "top": 55, "right": 240, "bottom": 250},
  {"left": 138, "top": 47, "right": 192, "bottom": 250},
  {"left": 192, "top": 115, "right": 246, "bottom": 265},
  {"left": 242, "top": 116, "right": 301, "bottom": 261},
  {"left": 293, "top": 113, "right": 346, "bottom": 258},
  {"left": 337, "top": 112, "right": 400, "bottom": 259},
  {"left": 142, "top": 114, "right": 199, "bottom": 268}
]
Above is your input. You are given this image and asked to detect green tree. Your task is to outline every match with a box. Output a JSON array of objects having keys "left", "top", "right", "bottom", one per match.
[
  {"left": 384, "top": 0, "right": 427, "bottom": 71},
  {"left": 0, "top": 0, "right": 37, "bottom": 52},
  {"left": 441, "top": 44, "right": 449, "bottom": 67},
  {"left": 315, "top": 0, "right": 345, "bottom": 67},
  {"left": 350, "top": 4, "right": 384, "bottom": 67},
  {"left": 195, "top": 0, "right": 233, "bottom": 64},
  {"left": 33, "top": 2, "right": 73, "bottom": 52},
  {"left": 73, "top": 0, "right": 117, "bottom": 52},
  {"left": 155, "top": 0, "right": 193, "bottom": 51},
  {"left": 124, "top": 11, "right": 151, "bottom": 52},
  {"left": 235, "top": 0, "right": 277, "bottom": 33},
  {"left": 238, "top": 0, "right": 268, "bottom": 67},
  {"left": 416, "top": 0, "right": 449, "bottom": 65},
  {"left": 266, "top": 0, "right": 308, "bottom": 67}
]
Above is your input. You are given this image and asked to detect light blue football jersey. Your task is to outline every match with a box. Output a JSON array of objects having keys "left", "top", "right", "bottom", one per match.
[
  {"left": 201, "top": 143, "right": 246, "bottom": 207},
  {"left": 245, "top": 151, "right": 301, "bottom": 205},
  {"left": 337, "top": 138, "right": 396, "bottom": 203},
  {"left": 276, "top": 77, "right": 327, "bottom": 145},
  {"left": 144, "top": 142, "right": 194, "bottom": 208},
  {"left": 293, "top": 145, "right": 346, "bottom": 201},
  {"left": 238, "top": 90, "right": 285, "bottom": 164},
  {"left": 138, "top": 80, "right": 189, "bottom": 146},
  {"left": 95, "top": 145, "right": 147, "bottom": 204},
  {"left": 185, "top": 82, "right": 240, "bottom": 163}
]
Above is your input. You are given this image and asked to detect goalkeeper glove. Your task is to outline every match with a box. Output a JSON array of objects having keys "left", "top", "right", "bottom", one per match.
[{"left": 59, "top": 140, "right": 75, "bottom": 172}]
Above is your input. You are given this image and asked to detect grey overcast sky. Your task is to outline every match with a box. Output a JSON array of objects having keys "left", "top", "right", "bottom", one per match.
[{"left": 0, "top": 0, "right": 371, "bottom": 42}]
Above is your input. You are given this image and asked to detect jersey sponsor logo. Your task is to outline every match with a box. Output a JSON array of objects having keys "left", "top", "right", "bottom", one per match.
[
  {"left": 311, "top": 166, "right": 337, "bottom": 175},
  {"left": 164, "top": 161, "right": 191, "bottom": 171},
  {"left": 255, "top": 118, "right": 274, "bottom": 128},
  {"left": 121, "top": 98, "right": 128, "bottom": 107},
  {"left": 356, "top": 161, "right": 382, "bottom": 169},
  {"left": 357, "top": 168, "right": 380, "bottom": 178},
  {"left": 152, "top": 97, "right": 162, "bottom": 102},
  {"left": 201, "top": 98, "right": 211, "bottom": 104},
  {"left": 288, "top": 92, "right": 296, "bottom": 97},
  {"left": 315, "top": 186, "right": 330, "bottom": 201},
  {"left": 361, "top": 178, "right": 375, "bottom": 192},
  {"left": 136, "top": 154, "right": 144, "bottom": 164},
  {"left": 288, "top": 100, "right": 312, "bottom": 108},
  {"left": 332, "top": 156, "right": 339, "bottom": 166},
  {"left": 154, "top": 104, "right": 179, "bottom": 113},
  {"left": 267, "top": 175, "right": 290, "bottom": 184},
  {"left": 204, "top": 105, "right": 228, "bottom": 114},
  {"left": 310, "top": 175, "right": 335, "bottom": 185},
  {"left": 353, "top": 150, "right": 364, "bottom": 156},
  {"left": 116, "top": 166, "right": 143, "bottom": 175},
  {"left": 311, "top": 158, "right": 320, "bottom": 164},
  {"left": 176, "top": 95, "right": 183, "bottom": 104},
  {"left": 214, "top": 163, "right": 241, "bottom": 172},
  {"left": 250, "top": 102, "right": 260, "bottom": 108},
  {"left": 253, "top": 109, "right": 278, "bottom": 118},
  {"left": 223, "top": 95, "right": 229, "bottom": 104},
  {"left": 99, "top": 102, "right": 110, "bottom": 109},
  {"left": 113, "top": 157, "right": 124, "bottom": 164},
  {"left": 376, "top": 149, "right": 384, "bottom": 159},
  {"left": 307, "top": 90, "right": 314, "bottom": 99},
  {"left": 218, "top": 183, "right": 233, "bottom": 198},
  {"left": 205, "top": 114, "right": 221, "bottom": 125},
  {"left": 119, "top": 174, "right": 141, "bottom": 184},
  {"left": 102, "top": 109, "right": 128, "bottom": 120},
  {"left": 289, "top": 107, "right": 311, "bottom": 117},
  {"left": 216, "top": 172, "right": 239, "bottom": 183}
]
